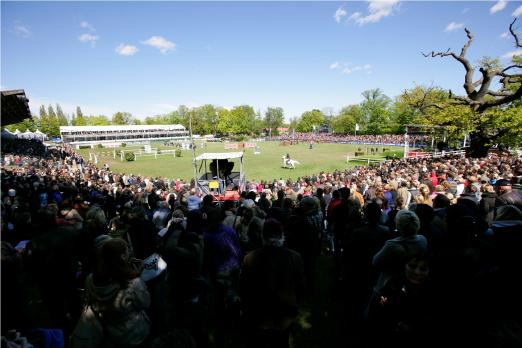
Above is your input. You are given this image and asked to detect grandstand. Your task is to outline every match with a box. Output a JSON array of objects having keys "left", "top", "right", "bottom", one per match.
[{"left": 59, "top": 124, "right": 189, "bottom": 147}]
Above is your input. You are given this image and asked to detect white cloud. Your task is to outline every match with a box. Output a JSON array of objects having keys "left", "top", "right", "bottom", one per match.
[
  {"left": 445, "top": 22, "right": 464, "bottom": 32},
  {"left": 78, "top": 33, "right": 98, "bottom": 47},
  {"left": 142, "top": 36, "right": 176, "bottom": 54},
  {"left": 490, "top": 0, "right": 507, "bottom": 14},
  {"left": 331, "top": 61, "right": 372, "bottom": 75},
  {"left": 329, "top": 62, "right": 340, "bottom": 69},
  {"left": 502, "top": 49, "right": 522, "bottom": 59},
  {"left": 80, "top": 21, "right": 95, "bottom": 31},
  {"left": 513, "top": 5, "right": 522, "bottom": 17},
  {"left": 500, "top": 32, "right": 510, "bottom": 39},
  {"left": 334, "top": 6, "right": 347, "bottom": 23},
  {"left": 348, "top": 0, "right": 400, "bottom": 25},
  {"left": 461, "top": 8, "right": 470, "bottom": 14},
  {"left": 349, "top": 12, "right": 362, "bottom": 21},
  {"left": 14, "top": 24, "right": 31, "bottom": 38},
  {"left": 115, "top": 43, "right": 138, "bottom": 56}
]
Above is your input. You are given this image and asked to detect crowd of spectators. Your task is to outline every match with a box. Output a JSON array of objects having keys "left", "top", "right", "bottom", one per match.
[
  {"left": 276, "top": 133, "right": 431, "bottom": 146},
  {"left": 1, "top": 136, "right": 521, "bottom": 347}
]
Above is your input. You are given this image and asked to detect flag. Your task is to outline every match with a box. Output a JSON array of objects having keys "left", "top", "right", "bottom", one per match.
[{"left": 355, "top": 123, "right": 360, "bottom": 131}]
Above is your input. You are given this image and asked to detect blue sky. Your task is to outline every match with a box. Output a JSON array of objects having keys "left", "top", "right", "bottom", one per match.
[{"left": 2, "top": 1, "right": 522, "bottom": 121}]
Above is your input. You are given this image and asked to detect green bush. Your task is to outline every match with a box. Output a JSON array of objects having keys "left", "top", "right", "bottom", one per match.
[
  {"left": 125, "top": 152, "right": 135, "bottom": 161},
  {"left": 175, "top": 149, "right": 182, "bottom": 157},
  {"left": 354, "top": 151, "right": 365, "bottom": 156},
  {"left": 383, "top": 151, "right": 400, "bottom": 158},
  {"left": 121, "top": 143, "right": 127, "bottom": 147},
  {"left": 79, "top": 145, "right": 91, "bottom": 149},
  {"left": 97, "top": 144, "right": 104, "bottom": 149}
]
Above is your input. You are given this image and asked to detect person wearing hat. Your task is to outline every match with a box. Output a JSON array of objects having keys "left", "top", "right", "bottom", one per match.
[
  {"left": 495, "top": 179, "right": 522, "bottom": 210},
  {"left": 239, "top": 218, "right": 304, "bottom": 348}
]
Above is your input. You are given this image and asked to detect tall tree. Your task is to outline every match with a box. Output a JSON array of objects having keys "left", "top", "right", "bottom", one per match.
[
  {"left": 47, "top": 105, "right": 60, "bottom": 137},
  {"left": 228, "top": 105, "right": 257, "bottom": 134},
  {"left": 200, "top": 104, "right": 219, "bottom": 135},
  {"left": 85, "top": 115, "right": 110, "bottom": 126},
  {"left": 264, "top": 107, "right": 285, "bottom": 135},
  {"left": 39, "top": 105, "right": 49, "bottom": 134},
  {"left": 56, "top": 103, "right": 69, "bottom": 126},
  {"left": 167, "top": 110, "right": 182, "bottom": 125},
  {"left": 331, "top": 105, "right": 362, "bottom": 134},
  {"left": 360, "top": 89, "right": 391, "bottom": 134},
  {"left": 423, "top": 19, "right": 522, "bottom": 156},
  {"left": 111, "top": 112, "right": 134, "bottom": 125},
  {"left": 296, "top": 109, "right": 325, "bottom": 132},
  {"left": 216, "top": 108, "right": 232, "bottom": 135}
]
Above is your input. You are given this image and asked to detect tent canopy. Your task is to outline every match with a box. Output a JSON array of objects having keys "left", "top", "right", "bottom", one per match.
[{"left": 195, "top": 152, "right": 244, "bottom": 161}]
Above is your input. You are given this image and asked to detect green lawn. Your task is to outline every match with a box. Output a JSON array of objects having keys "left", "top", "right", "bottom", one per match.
[{"left": 77, "top": 141, "right": 403, "bottom": 182}]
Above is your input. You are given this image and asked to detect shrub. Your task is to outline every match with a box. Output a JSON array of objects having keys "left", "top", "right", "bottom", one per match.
[
  {"left": 79, "top": 145, "right": 90, "bottom": 149},
  {"left": 97, "top": 144, "right": 104, "bottom": 149},
  {"left": 354, "top": 151, "right": 365, "bottom": 156},
  {"left": 121, "top": 143, "right": 127, "bottom": 147},
  {"left": 175, "top": 149, "right": 182, "bottom": 157},
  {"left": 383, "top": 151, "right": 400, "bottom": 158},
  {"left": 125, "top": 152, "right": 135, "bottom": 161}
]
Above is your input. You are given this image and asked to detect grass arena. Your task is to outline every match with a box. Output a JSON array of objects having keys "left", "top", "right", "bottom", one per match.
[{"left": 77, "top": 141, "right": 404, "bottom": 182}]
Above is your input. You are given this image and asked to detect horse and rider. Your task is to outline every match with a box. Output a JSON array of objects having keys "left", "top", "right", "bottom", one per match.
[{"left": 282, "top": 153, "right": 299, "bottom": 169}]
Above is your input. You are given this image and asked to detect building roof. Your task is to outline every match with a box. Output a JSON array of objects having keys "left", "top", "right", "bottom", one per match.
[
  {"left": 60, "top": 124, "right": 186, "bottom": 132},
  {"left": 1, "top": 90, "right": 32, "bottom": 126}
]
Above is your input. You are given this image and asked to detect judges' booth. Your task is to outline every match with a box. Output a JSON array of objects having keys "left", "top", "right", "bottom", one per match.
[{"left": 194, "top": 152, "right": 245, "bottom": 201}]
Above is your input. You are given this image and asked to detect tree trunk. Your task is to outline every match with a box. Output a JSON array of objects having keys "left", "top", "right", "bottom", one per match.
[{"left": 466, "top": 131, "right": 491, "bottom": 157}]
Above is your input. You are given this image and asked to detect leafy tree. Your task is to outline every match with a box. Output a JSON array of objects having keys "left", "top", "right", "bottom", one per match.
[
  {"left": 216, "top": 108, "right": 232, "bottom": 135},
  {"left": 85, "top": 115, "right": 110, "bottom": 126},
  {"left": 76, "top": 106, "right": 83, "bottom": 118},
  {"left": 47, "top": 105, "right": 60, "bottom": 137},
  {"left": 423, "top": 19, "right": 522, "bottom": 156},
  {"left": 264, "top": 107, "right": 285, "bottom": 135},
  {"left": 394, "top": 85, "right": 449, "bottom": 132},
  {"left": 144, "top": 114, "right": 170, "bottom": 125},
  {"left": 112, "top": 112, "right": 134, "bottom": 125},
  {"left": 188, "top": 106, "right": 209, "bottom": 135},
  {"left": 360, "top": 89, "right": 391, "bottom": 134},
  {"left": 199, "top": 104, "right": 219, "bottom": 135},
  {"left": 167, "top": 111, "right": 182, "bottom": 125},
  {"left": 331, "top": 105, "right": 362, "bottom": 134},
  {"left": 39, "top": 105, "right": 50, "bottom": 134},
  {"left": 229, "top": 105, "right": 257, "bottom": 134},
  {"left": 72, "top": 108, "right": 87, "bottom": 126},
  {"left": 177, "top": 105, "right": 191, "bottom": 130},
  {"left": 56, "top": 103, "right": 69, "bottom": 126},
  {"left": 296, "top": 109, "right": 325, "bottom": 132}
]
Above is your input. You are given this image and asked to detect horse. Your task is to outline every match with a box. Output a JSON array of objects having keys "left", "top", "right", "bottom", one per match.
[{"left": 281, "top": 156, "right": 300, "bottom": 169}]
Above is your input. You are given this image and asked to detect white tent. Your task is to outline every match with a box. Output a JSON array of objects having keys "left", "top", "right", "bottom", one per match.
[
  {"left": 1, "top": 128, "right": 16, "bottom": 139},
  {"left": 34, "top": 129, "right": 47, "bottom": 141}
]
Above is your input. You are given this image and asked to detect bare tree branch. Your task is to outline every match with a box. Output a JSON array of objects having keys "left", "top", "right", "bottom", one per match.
[
  {"left": 423, "top": 21, "right": 522, "bottom": 113},
  {"left": 502, "top": 64, "right": 522, "bottom": 72},
  {"left": 487, "top": 90, "right": 514, "bottom": 97},
  {"left": 509, "top": 18, "right": 521, "bottom": 48}
]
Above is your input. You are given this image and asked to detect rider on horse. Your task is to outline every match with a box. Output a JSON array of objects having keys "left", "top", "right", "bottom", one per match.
[{"left": 285, "top": 153, "right": 291, "bottom": 166}]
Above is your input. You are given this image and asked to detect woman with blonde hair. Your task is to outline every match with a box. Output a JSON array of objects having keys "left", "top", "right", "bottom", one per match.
[{"left": 418, "top": 184, "right": 432, "bottom": 207}]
